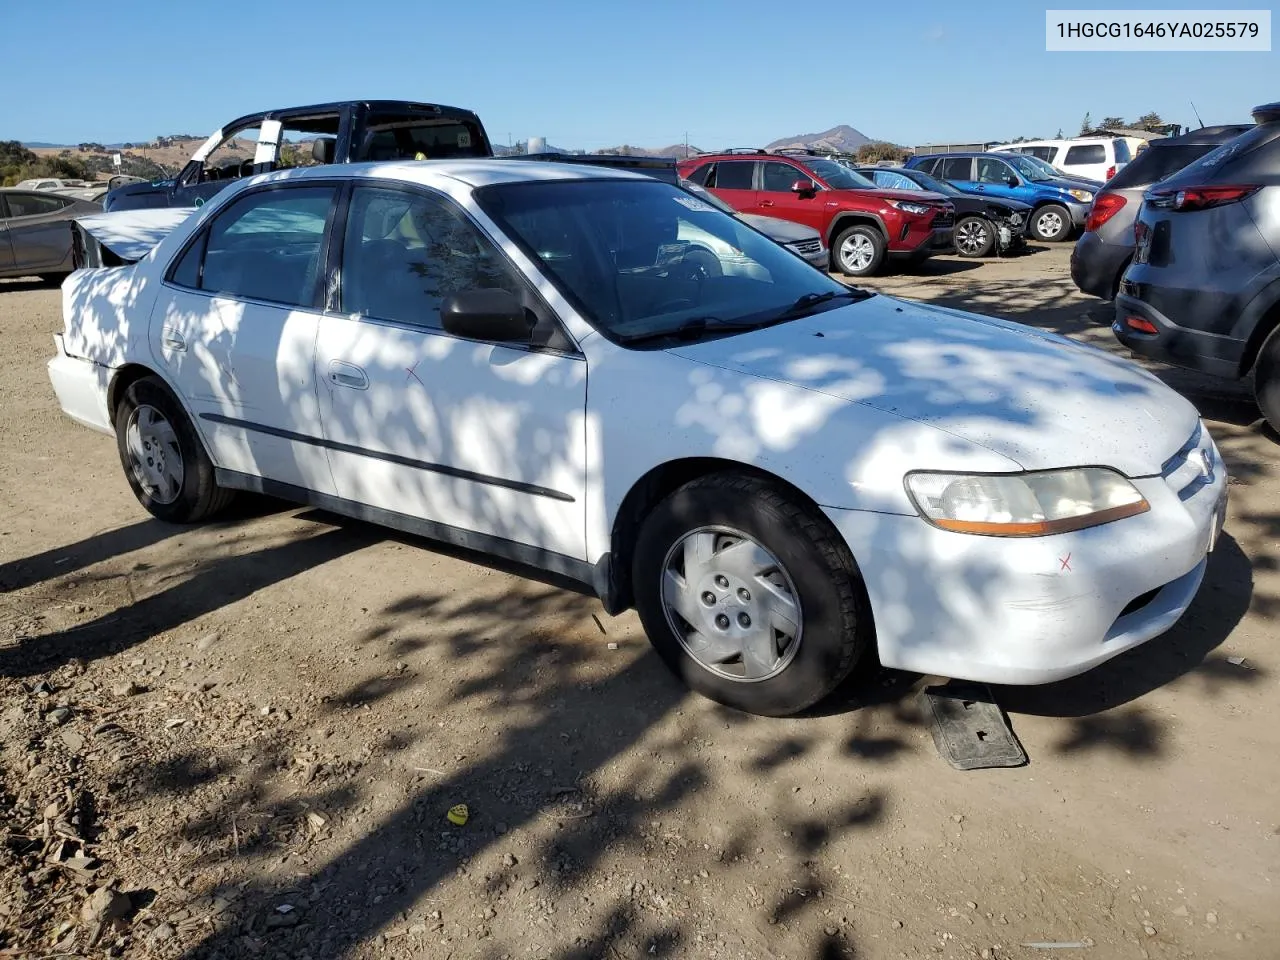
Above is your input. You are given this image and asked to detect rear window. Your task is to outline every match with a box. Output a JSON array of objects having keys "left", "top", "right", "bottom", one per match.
[
  {"left": 1107, "top": 143, "right": 1221, "bottom": 188},
  {"left": 1064, "top": 144, "right": 1105, "bottom": 166},
  {"left": 1112, "top": 139, "right": 1133, "bottom": 163},
  {"left": 360, "top": 119, "right": 487, "bottom": 161},
  {"left": 1170, "top": 124, "right": 1276, "bottom": 182}
]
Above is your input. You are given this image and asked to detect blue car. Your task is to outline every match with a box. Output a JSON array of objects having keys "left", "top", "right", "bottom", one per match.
[{"left": 905, "top": 152, "right": 1099, "bottom": 242}]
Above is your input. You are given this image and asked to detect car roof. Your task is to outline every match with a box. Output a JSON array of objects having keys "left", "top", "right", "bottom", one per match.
[
  {"left": 1150, "top": 124, "right": 1253, "bottom": 145},
  {"left": 246, "top": 159, "right": 652, "bottom": 190}
]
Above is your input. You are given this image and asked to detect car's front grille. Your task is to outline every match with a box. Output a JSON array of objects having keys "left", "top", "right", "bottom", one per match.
[
  {"left": 931, "top": 210, "right": 954, "bottom": 229},
  {"left": 788, "top": 238, "right": 822, "bottom": 256},
  {"left": 1160, "top": 423, "right": 1218, "bottom": 501}
]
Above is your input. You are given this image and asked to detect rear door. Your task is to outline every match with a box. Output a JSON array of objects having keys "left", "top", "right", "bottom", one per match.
[
  {"left": 2, "top": 191, "right": 75, "bottom": 272},
  {"left": 756, "top": 161, "right": 825, "bottom": 231},
  {"left": 703, "top": 160, "right": 758, "bottom": 213},
  {"left": 937, "top": 157, "right": 977, "bottom": 192},
  {"left": 154, "top": 182, "right": 339, "bottom": 493},
  {"left": 0, "top": 196, "right": 15, "bottom": 272}
]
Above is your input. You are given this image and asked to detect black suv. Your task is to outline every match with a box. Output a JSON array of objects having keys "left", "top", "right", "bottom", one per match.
[{"left": 1114, "top": 103, "right": 1280, "bottom": 430}]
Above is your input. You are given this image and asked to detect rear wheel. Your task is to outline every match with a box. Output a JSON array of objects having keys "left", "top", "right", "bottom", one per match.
[
  {"left": 832, "top": 224, "right": 886, "bottom": 277},
  {"left": 632, "top": 472, "right": 869, "bottom": 716},
  {"left": 1030, "top": 204, "right": 1072, "bottom": 242},
  {"left": 953, "top": 216, "right": 995, "bottom": 257},
  {"left": 1254, "top": 325, "right": 1280, "bottom": 435},
  {"left": 114, "top": 376, "right": 234, "bottom": 523}
]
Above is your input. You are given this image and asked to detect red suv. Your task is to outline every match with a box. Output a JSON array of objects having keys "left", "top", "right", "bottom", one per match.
[{"left": 677, "top": 151, "right": 954, "bottom": 277}]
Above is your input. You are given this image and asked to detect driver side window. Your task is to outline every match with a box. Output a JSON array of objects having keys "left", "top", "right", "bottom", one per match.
[
  {"left": 976, "top": 158, "right": 1013, "bottom": 184},
  {"left": 762, "top": 162, "right": 810, "bottom": 193},
  {"left": 198, "top": 124, "right": 261, "bottom": 183}
]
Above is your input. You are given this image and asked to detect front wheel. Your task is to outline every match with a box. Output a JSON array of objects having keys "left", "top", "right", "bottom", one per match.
[
  {"left": 114, "top": 376, "right": 234, "bottom": 523},
  {"left": 953, "top": 216, "right": 995, "bottom": 257},
  {"left": 1030, "top": 204, "right": 1072, "bottom": 242},
  {"left": 1254, "top": 325, "right": 1280, "bottom": 436},
  {"left": 632, "top": 473, "right": 869, "bottom": 716},
  {"left": 832, "top": 225, "right": 886, "bottom": 277}
]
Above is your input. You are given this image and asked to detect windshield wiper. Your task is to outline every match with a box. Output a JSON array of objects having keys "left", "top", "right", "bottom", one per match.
[
  {"left": 772, "top": 287, "right": 873, "bottom": 320},
  {"left": 617, "top": 316, "right": 763, "bottom": 345}
]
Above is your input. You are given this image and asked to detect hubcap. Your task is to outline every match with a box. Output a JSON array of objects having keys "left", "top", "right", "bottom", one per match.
[
  {"left": 1037, "top": 211, "right": 1064, "bottom": 237},
  {"left": 956, "top": 220, "right": 989, "bottom": 254},
  {"left": 125, "top": 404, "right": 184, "bottom": 505},
  {"left": 659, "top": 526, "right": 803, "bottom": 682},
  {"left": 839, "top": 234, "right": 875, "bottom": 272}
]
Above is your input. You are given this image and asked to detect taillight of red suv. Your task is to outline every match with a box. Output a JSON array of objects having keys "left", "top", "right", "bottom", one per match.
[
  {"left": 1105, "top": 165, "right": 1116, "bottom": 181},
  {"left": 1084, "top": 192, "right": 1127, "bottom": 232},
  {"left": 1147, "top": 184, "right": 1261, "bottom": 211}
]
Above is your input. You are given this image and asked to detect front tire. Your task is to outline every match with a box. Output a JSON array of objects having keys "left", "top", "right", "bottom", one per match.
[
  {"left": 1030, "top": 204, "right": 1072, "bottom": 242},
  {"left": 953, "top": 216, "right": 995, "bottom": 257},
  {"left": 1254, "top": 325, "right": 1280, "bottom": 436},
  {"left": 632, "top": 472, "right": 869, "bottom": 716},
  {"left": 114, "top": 376, "right": 233, "bottom": 523},
  {"left": 832, "top": 224, "right": 886, "bottom": 277}
]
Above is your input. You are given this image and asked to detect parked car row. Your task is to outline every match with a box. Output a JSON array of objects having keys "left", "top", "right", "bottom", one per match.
[
  {"left": 1084, "top": 102, "right": 1280, "bottom": 434},
  {"left": 0, "top": 188, "right": 102, "bottom": 281}
]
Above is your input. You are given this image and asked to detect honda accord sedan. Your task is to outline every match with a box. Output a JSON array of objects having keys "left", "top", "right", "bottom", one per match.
[{"left": 48, "top": 160, "right": 1226, "bottom": 715}]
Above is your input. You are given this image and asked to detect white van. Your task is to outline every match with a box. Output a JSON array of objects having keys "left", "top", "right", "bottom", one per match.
[{"left": 987, "top": 138, "right": 1131, "bottom": 183}]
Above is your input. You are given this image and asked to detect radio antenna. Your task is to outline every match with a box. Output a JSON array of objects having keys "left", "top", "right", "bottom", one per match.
[{"left": 1190, "top": 101, "right": 1205, "bottom": 129}]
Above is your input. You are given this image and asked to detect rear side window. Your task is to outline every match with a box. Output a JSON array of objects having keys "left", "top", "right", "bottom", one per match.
[
  {"left": 1064, "top": 144, "right": 1105, "bottom": 166},
  {"left": 913, "top": 157, "right": 941, "bottom": 175},
  {"left": 1027, "top": 146, "right": 1057, "bottom": 162},
  {"left": 938, "top": 157, "right": 973, "bottom": 180},
  {"left": 4, "top": 192, "right": 69, "bottom": 217},
  {"left": 1107, "top": 144, "right": 1221, "bottom": 188},
  {"left": 1113, "top": 139, "right": 1133, "bottom": 163},
  {"left": 873, "top": 170, "right": 919, "bottom": 190},
  {"left": 709, "top": 161, "right": 754, "bottom": 190},
  {"left": 185, "top": 186, "right": 335, "bottom": 307}
]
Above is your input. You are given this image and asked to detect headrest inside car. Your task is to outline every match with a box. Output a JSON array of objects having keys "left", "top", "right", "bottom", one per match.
[{"left": 311, "top": 137, "right": 337, "bottom": 164}]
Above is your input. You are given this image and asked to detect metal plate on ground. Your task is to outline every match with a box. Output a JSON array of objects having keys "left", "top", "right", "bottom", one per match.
[{"left": 921, "top": 682, "right": 1027, "bottom": 770}]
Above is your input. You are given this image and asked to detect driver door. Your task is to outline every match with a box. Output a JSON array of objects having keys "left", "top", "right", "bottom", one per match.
[
  {"left": 172, "top": 121, "right": 263, "bottom": 208},
  {"left": 756, "top": 161, "right": 825, "bottom": 231},
  {"left": 973, "top": 157, "right": 1022, "bottom": 203}
]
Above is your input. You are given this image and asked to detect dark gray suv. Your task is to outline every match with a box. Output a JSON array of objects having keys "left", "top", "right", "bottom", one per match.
[
  {"left": 1072, "top": 124, "right": 1252, "bottom": 300},
  {"left": 1114, "top": 103, "right": 1280, "bottom": 430}
]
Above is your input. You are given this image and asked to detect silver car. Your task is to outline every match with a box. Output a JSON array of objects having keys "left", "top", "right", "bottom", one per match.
[
  {"left": 0, "top": 189, "right": 103, "bottom": 281},
  {"left": 1071, "top": 125, "right": 1251, "bottom": 300}
]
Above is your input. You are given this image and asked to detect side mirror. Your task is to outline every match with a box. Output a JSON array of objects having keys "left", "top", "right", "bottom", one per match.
[
  {"left": 440, "top": 289, "right": 534, "bottom": 343},
  {"left": 1006, "top": 176, "right": 1019, "bottom": 187},
  {"left": 791, "top": 179, "right": 817, "bottom": 197}
]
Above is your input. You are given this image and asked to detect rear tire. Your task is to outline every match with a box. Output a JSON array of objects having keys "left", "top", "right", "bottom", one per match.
[
  {"left": 631, "top": 472, "right": 869, "bottom": 716},
  {"left": 832, "top": 224, "right": 886, "bottom": 277},
  {"left": 114, "top": 376, "right": 234, "bottom": 523},
  {"left": 1030, "top": 204, "right": 1072, "bottom": 242},
  {"left": 953, "top": 216, "right": 995, "bottom": 258},
  {"left": 1254, "top": 325, "right": 1280, "bottom": 436}
]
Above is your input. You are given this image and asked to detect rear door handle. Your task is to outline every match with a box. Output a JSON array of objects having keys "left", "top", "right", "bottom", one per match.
[
  {"left": 328, "top": 360, "right": 369, "bottom": 390},
  {"left": 161, "top": 326, "right": 186, "bottom": 352}
]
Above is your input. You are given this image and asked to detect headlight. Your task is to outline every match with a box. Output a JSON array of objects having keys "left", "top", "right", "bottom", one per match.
[
  {"left": 1069, "top": 189, "right": 1094, "bottom": 203},
  {"left": 889, "top": 200, "right": 932, "bottom": 215},
  {"left": 904, "top": 468, "right": 1149, "bottom": 536}
]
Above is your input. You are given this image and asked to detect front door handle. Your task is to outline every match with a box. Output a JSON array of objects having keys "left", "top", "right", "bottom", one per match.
[
  {"left": 759, "top": 199, "right": 774, "bottom": 207},
  {"left": 328, "top": 360, "right": 369, "bottom": 390},
  {"left": 161, "top": 326, "right": 186, "bottom": 352}
]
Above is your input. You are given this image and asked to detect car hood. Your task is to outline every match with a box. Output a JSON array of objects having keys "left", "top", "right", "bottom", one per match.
[
  {"left": 737, "top": 214, "right": 820, "bottom": 243},
  {"left": 667, "top": 297, "right": 1197, "bottom": 476},
  {"left": 1036, "top": 176, "right": 1100, "bottom": 194}
]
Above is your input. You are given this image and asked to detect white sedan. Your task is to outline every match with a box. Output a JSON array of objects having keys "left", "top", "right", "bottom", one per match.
[{"left": 47, "top": 159, "right": 1227, "bottom": 716}]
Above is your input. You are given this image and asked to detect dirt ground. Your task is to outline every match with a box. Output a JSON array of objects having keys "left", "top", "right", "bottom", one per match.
[{"left": 1, "top": 244, "right": 1277, "bottom": 960}]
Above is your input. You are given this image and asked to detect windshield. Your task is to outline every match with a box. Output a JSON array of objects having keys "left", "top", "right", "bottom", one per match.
[
  {"left": 1002, "top": 154, "right": 1055, "bottom": 181},
  {"left": 679, "top": 180, "right": 737, "bottom": 216},
  {"left": 899, "top": 169, "right": 962, "bottom": 197},
  {"left": 475, "top": 179, "right": 852, "bottom": 345},
  {"left": 801, "top": 158, "right": 876, "bottom": 189}
]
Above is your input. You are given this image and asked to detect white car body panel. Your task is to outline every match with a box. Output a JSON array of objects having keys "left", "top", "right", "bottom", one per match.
[{"left": 47, "top": 159, "right": 1225, "bottom": 688}]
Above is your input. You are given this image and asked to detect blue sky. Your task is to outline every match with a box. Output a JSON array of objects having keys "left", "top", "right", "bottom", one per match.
[{"left": 7, "top": 0, "right": 1274, "bottom": 148}]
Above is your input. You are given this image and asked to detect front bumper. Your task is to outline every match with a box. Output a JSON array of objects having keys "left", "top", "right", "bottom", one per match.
[
  {"left": 891, "top": 226, "right": 954, "bottom": 260},
  {"left": 1071, "top": 231, "right": 1132, "bottom": 300},
  {"left": 47, "top": 335, "right": 114, "bottom": 436},
  {"left": 822, "top": 433, "right": 1226, "bottom": 685},
  {"left": 1066, "top": 200, "right": 1091, "bottom": 226},
  {"left": 1112, "top": 292, "right": 1246, "bottom": 379}
]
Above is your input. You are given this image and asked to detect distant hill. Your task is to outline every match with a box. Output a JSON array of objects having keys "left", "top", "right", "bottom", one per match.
[{"left": 765, "top": 124, "right": 871, "bottom": 154}]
